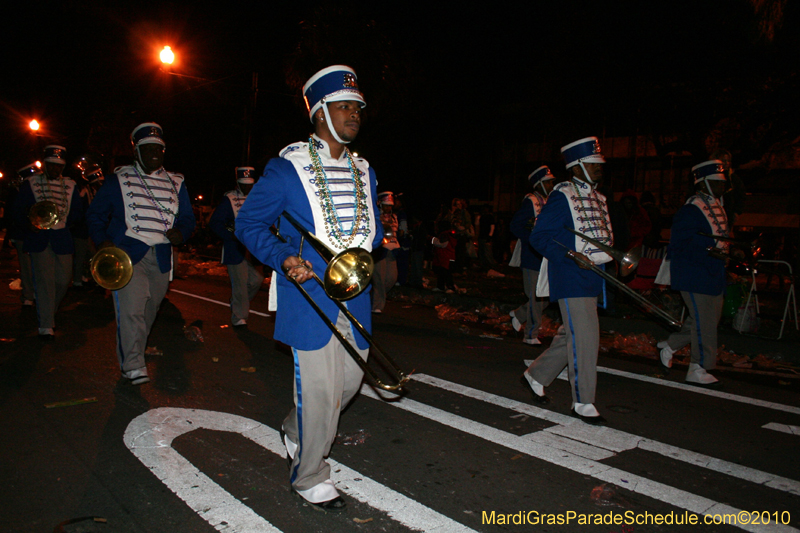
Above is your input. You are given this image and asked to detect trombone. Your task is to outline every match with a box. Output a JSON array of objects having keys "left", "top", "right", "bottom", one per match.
[
  {"left": 29, "top": 201, "right": 60, "bottom": 230},
  {"left": 565, "top": 227, "right": 639, "bottom": 276},
  {"left": 271, "top": 211, "right": 411, "bottom": 391},
  {"left": 554, "top": 239, "right": 682, "bottom": 329}
]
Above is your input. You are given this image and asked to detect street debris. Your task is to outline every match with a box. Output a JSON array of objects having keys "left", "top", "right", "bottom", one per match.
[
  {"left": 479, "top": 334, "right": 504, "bottom": 341},
  {"left": 183, "top": 325, "right": 204, "bottom": 342},
  {"left": 589, "top": 483, "right": 621, "bottom": 507},
  {"left": 486, "top": 269, "right": 505, "bottom": 278},
  {"left": 45, "top": 397, "right": 98, "bottom": 409},
  {"left": 240, "top": 367, "right": 256, "bottom": 373},
  {"left": 144, "top": 346, "right": 163, "bottom": 356},
  {"left": 220, "top": 324, "right": 229, "bottom": 329},
  {"left": 212, "top": 357, "right": 219, "bottom": 363},
  {"left": 353, "top": 518, "right": 373, "bottom": 524},
  {"left": 8, "top": 278, "right": 22, "bottom": 291},
  {"left": 335, "top": 429, "right": 370, "bottom": 446},
  {"left": 0, "top": 337, "right": 16, "bottom": 343}
]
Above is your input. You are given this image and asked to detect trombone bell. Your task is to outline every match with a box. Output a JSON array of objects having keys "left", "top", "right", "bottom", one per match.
[
  {"left": 29, "top": 201, "right": 60, "bottom": 230},
  {"left": 90, "top": 247, "right": 134, "bottom": 290},
  {"left": 325, "top": 248, "right": 374, "bottom": 300},
  {"left": 565, "top": 227, "right": 639, "bottom": 276}
]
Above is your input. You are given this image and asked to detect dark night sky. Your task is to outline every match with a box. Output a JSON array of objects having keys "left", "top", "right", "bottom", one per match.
[{"left": 2, "top": 0, "right": 799, "bottom": 210}]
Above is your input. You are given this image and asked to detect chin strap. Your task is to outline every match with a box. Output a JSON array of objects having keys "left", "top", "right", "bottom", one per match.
[
  {"left": 536, "top": 182, "right": 550, "bottom": 197},
  {"left": 578, "top": 161, "right": 594, "bottom": 186},
  {"left": 320, "top": 100, "right": 350, "bottom": 145}
]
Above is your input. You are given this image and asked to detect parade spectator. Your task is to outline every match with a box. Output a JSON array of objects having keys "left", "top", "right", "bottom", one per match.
[
  {"left": 449, "top": 198, "right": 473, "bottom": 272},
  {"left": 12, "top": 145, "right": 84, "bottom": 339},
  {"left": 235, "top": 65, "right": 382, "bottom": 512},
  {"left": 639, "top": 190, "right": 663, "bottom": 249},
  {"left": 509, "top": 166, "right": 555, "bottom": 345},
  {"left": 394, "top": 193, "right": 410, "bottom": 285},
  {"left": 524, "top": 137, "right": 613, "bottom": 425},
  {"left": 477, "top": 204, "right": 497, "bottom": 270},
  {"left": 657, "top": 160, "right": 729, "bottom": 385},
  {"left": 620, "top": 190, "right": 652, "bottom": 251},
  {"left": 87, "top": 122, "right": 196, "bottom": 384},
  {"left": 208, "top": 167, "right": 265, "bottom": 328},
  {"left": 372, "top": 191, "right": 399, "bottom": 313},
  {"left": 431, "top": 219, "right": 456, "bottom": 293},
  {"left": 406, "top": 212, "right": 428, "bottom": 289}
]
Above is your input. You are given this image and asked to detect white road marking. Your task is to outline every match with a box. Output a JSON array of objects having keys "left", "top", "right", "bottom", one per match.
[
  {"left": 763, "top": 423, "right": 800, "bottom": 436},
  {"left": 399, "top": 374, "right": 800, "bottom": 495},
  {"left": 523, "top": 359, "right": 800, "bottom": 415},
  {"left": 170, "top": 289, "right": 270, "bottom": 317},
  {"left": 125, "top": 407, "right": 476, "bottom": 533},
  {"left": 362, "top": 383, "right": 799, "bottom": 533}
]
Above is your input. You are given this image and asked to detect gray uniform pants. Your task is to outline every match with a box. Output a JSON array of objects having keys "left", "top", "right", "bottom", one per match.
[
  {"left": 371, "top": 251, "right": 397, "bottom": 312},
  {"left": 227, "top": 258, "right": 264, "bottom": 324},
  {"left": 663, "top": 291, "right": 723, "bottom": 369},
  {"left": 527, "top": 297, "right": 599, "bottom": 405},
  {"left": 12, "top": 239, "right": 35, "bottom": 302},
  {"left": 283, "top": 311, "right": 367, "bottom": 492},
  {"left": 113, "top": 248, "right": 170, "bottom": 373},
  {"left": 512, "top": 268, "right": 544, "bottom": 341},
  {"left": 72, "top": 236, "right": 92, "bottom": 284},
  {"left": 31, "top": 245, "right": 72, "bottom": 330}
]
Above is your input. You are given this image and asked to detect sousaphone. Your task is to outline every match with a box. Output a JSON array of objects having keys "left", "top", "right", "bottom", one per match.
[{"left": 90, "top": 246, "right": 133, "bottom": 290}]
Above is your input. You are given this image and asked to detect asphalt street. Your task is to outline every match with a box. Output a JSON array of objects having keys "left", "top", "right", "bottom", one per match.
[{"left": 1, "top": 251, "right": 799, "bottom": 533}]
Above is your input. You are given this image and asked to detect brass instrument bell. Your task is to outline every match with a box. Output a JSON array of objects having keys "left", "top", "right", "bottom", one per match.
[
  {"left": 90, "top": 247, "right": 134, "bottom": 290},
  {"left": 28, "top": 201, "right": 60, "bottom": 230}
]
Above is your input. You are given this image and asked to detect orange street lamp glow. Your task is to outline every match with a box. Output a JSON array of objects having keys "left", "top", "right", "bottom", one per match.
[
  {"left": 35, "top": 161, "right": 42, "bottom": 168},
  {"left": 160, "top": 46, "right": 175, "bottom": 65},
  {"left": 29, "top": 119, "right": 40, "bottom": 131}
]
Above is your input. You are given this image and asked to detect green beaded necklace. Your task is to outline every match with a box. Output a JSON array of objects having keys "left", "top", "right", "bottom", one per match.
[{"left": 307, "top": 137, "right": 370, "bottom": 248}]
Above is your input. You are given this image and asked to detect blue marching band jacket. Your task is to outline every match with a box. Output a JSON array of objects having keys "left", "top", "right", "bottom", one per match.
[
  {"left": 86, "top": 164, "right": 196, "bottom": 273},
  {"left": 235, "top": 136, "right": 383, "bottom": 352},
  {"left": 530, "top": 179, "right": 613, "bottom": 302},
  {"left": 667, "top": 193, "right": 728, "bottom": 297},
  {"left": 510, "top": 192, "right": 546, "bottom": 271},
  {"left": 209, "top": 190, "right": 249, "bottom": 265},
  {"left": 13, "top": 173, "right": 84, "bottom": 254}
]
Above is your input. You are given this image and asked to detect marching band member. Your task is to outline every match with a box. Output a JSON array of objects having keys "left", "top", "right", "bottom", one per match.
[
  {"left": 12, "top": 145, "right": 83, "bottom": 339},
  {"left": 656, "top": 160, "right": 728, "bottom": 385},
  {"left": 524, "top": 137, "right": 613, "bottom": 424},
  {"left": 8, "top": 163, "right": 41, "bottom": 306},
  {"left": 86, "top": 123, "right": 195, "bottom": 385},
  {"left": 71, "top": 158, "right": 104, "bottom": 288},
  {"left": 235, "top": 65, "right": 382, "bottom": 512},
  {"left": 509, "top": 166, "right": 555, "bottom": 345},
  {"left": 209, "top": 167, "right": 265, "bottom": 328},
  {"left": 371, "top": 191, "right": 399, "bottom": 314}
]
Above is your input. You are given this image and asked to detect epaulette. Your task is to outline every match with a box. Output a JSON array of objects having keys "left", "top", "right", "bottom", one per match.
[{"left": 280, "top": 141, "right": 307, "bottom": 159}]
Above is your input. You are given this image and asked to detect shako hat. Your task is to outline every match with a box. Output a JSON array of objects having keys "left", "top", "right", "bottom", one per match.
[
  {"left": 18, "top": 162, "right": 42, "bottom": 179},
  {"left": 303, "top": 65, "right": 366, "bottom": 123},
  {"left": 692, "top": 160, "right": 727, "bottom": 184},
  {"left": 528, "top": 165, "right": 555, "bottom": 187},
  {"left": 43, "top": 145, "right": 67, "bottom": 165},
  {"left": 131, "top": 122, "right": 165, "bottom": 147},
  {"left": 561, "top": 137, "right": 605, "bottom": 169},
  {"left": 236, "top": 166, "right": 255, "bottom": 184},
  {"left": 377, "top": 191, "right": 394, "bottom": 206}
]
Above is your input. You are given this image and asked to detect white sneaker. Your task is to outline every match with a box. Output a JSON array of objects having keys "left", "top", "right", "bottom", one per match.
[
  {"left": 22, "top": 300, "right": 35, "bottom": 306},
  {"left": 573, "top": 403, "right": 601, "bottom": 417},
  {"left": 283, "top": 431, "right": 298, "bottom": 460},
  {"left": 656, "top": 341, "right": 674, "bottom": 368},
  {"left": 509, "top": 311, "right": 522, "bottom": 332},
  {"left": 123, "top": 367, "right": 150, "bottom": 385},
  {"left": 372, "top": 309, "right": 382, "bottom": 314},
  {"left": 233, "top": 318, "right": 247, "bottom": 327},
  {"left": 685, "top": 363, "right": 718, "bottom": 385},
  {"left": 522, "top": 371, "right": 545, "bottom": 397},
  {"left": 522, "top": 338, "right": 542, "bottom": 345}
]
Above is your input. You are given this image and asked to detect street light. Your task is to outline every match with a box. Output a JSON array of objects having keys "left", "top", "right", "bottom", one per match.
[
  {"left": 29, "top": 119, "right": 40, "bottom": 131},
  {"left": 160, "top": 46, "right": 175, "bottom": 66}
]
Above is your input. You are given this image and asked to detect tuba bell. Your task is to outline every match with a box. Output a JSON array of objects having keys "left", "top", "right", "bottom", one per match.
[
  {"left": 29, "top": 201, "right": 61, "bottom": 230},
  {"left": 90, "top": 246, "right": 134, "bottom": 290}
]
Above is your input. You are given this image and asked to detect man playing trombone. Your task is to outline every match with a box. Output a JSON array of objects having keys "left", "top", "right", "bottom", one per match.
[
  {"left": 523, "top": 137, "right": 612, "bottom": 425},
  {"left": 235, "top": 65, "right": 383, "bottom": 512},
  {"left": 656, "top": 160, "right": 729, "bottom": 385}
]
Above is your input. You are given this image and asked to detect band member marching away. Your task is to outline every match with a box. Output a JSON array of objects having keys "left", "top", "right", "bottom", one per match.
[
  {"left": 71, "top": 157, "right": 105, "bottom": 288},
  {"left": 86, "top": 123, "right": 196, "bottom": 385},
  {"left": 209, "top": 167, "right": 265, "bottom": 327},
  {"left": 656, "top": 160, "right": 729, "bottom": 385},
  {"left": 12, "top": 145, "right": 84, "bottom": 339},
  {"left": 509, "top": 166, "right": 555, "bottom": 345},
  {"left": 235, "top": 65, "right": 382, "bottom": 512},
  {"left": 524, "top": 137, "right": 613, "bottom": 425},
  {"left": 7, "top": 163, "right": 41, "bottom": 307}
]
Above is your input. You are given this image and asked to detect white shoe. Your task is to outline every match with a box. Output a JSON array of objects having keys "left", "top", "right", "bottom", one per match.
[
  {"left": 23, "top": 300, "right": 35, "bottom": 306},
  {"left": 233, "top": 318, "right": 247, "bottom": 327},
  {"left": 372, "top": 309, "right": 382, "bottom": 314},
  {"left": 522, "top": 371, "right": 545, "bottom": 397},
  {"left": 657, "top": 341, "right": 674, "bottom": 368},
  {"left": 522, "top": 338, "right": 542, "bottom": 345},
  {"left": 123, "top": 367, "right": 150, "bottom": 385},
  {"left": 509, "top": 311, "right": 522, "bottom": 332},
  {"left": 685, "top": 363, "right": 718, "bottom": 385}
]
